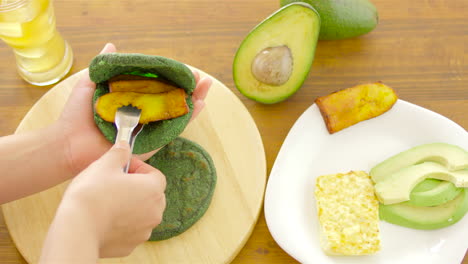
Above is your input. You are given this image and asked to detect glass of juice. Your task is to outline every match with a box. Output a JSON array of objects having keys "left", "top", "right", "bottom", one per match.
[{"left": 0, "top": 0, "right": 73, "bottom": 86}]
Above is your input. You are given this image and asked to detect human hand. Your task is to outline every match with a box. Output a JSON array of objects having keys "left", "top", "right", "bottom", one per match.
[
  {"left": 55, "top": 43, "right": 212, "bottom": 176},
  {"left": 41, "top": 141, "right": 166, "bottom": 261}
]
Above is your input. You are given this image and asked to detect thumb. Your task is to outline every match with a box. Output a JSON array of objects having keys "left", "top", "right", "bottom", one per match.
[{"left": 97, "top": 141, "right": 131, "bottom": 169}]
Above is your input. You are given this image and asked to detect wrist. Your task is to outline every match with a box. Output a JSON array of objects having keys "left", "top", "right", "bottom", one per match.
[
  {"left": 40, "top": 198, "right": 100, "bottom": 263},
  {"left": 60, "top": 190, "right": 108, "bottom": 241},
  {"left": 48, "top": 122, "right": 78, "bottom": 177},
  {"left": 56, "top": 197, "right": 101, "bottom": 238}
]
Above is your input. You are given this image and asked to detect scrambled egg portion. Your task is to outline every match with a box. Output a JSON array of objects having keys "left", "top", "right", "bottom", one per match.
[{"left": 315, "top": 171, "right": 381, "bottom": 255}]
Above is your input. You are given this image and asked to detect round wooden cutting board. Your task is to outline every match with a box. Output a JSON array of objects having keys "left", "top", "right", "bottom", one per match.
[{"left": 2, "top": 68, "right": 266, "bottom": 264}]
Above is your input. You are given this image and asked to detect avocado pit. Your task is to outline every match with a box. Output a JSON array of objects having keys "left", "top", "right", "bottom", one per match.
[{"left": 251, "top": 45, "right": 293, "bottom": 86}]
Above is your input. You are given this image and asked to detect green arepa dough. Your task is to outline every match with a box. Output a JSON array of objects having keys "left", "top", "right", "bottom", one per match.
[
  {"left": 146, "top": 137, "right": 217, "bottom": 241},
  {"left": 89, "top": 53, "right": 196, "bottom": 154}
]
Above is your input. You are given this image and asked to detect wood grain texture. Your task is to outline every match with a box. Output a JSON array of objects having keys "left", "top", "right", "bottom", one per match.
[
  {"left": 2, "top": 69, "right": 266, "bottom": 264},
  {"left": 0, "top": 0, "right": 466, "bottom": 263}
]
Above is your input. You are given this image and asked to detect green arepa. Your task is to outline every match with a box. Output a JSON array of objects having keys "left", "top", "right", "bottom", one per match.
[
  {"left": 89, "top": 53, "right": 196, "bottom": 154},
  {"left": 146, "top": 137, "right": 217, "bottom": 241}
]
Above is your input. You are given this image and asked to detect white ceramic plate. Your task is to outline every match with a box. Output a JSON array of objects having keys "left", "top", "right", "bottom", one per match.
[{"left": 264, "top": 100, "right": 468, "bottom": 264}]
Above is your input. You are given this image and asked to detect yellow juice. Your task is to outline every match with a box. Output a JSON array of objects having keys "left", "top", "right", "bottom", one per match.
[{"left": 0, "top": 0, "right": 73, "bottom": 85}]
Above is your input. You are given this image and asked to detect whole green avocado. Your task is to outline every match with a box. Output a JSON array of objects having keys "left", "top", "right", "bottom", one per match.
[
  {"left": 89, "top": 53, "right": 196, "bottom": 154},
  {"left": 280, "top": 0, "right": 379, "bottom": 40}
]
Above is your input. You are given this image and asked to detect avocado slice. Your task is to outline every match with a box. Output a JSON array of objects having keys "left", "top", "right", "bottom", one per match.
[
  {"left": 280, "top": 0, "right": 378, "bottom": 40},
  {"left": 233, "top": 3, "right": 320, "bottom": 104},
  {"left": 370, "top": 143, "right": 468, "bottom": 183},
  {"left": 407, "top": 179, "right": 462, "bottom": 207},
  {"left": 375, "top": 162, "right": 468, "bottom": 204},
  {"left": 380, "top": 189, "right": 468, "bottom": 230}
]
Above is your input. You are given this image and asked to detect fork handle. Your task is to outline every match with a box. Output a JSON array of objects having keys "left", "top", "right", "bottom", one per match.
[{"left": 115, "top": 127, "right": 134, "bottom": 173}]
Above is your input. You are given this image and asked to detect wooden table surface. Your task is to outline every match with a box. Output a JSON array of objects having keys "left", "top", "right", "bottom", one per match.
[{"left": 0, "top": 0, "right": 467, "bottom": 263}]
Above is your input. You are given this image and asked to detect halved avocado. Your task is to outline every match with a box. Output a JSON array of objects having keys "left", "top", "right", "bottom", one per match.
[
  {"left": 407, "top": 179, "right": 462, "bottom": 207},
  {"left": 380, "top": 189, "right": 468, "bottom": 230},
  {"left": 233, "top": 3, "right": 320, "bottom": 104}
]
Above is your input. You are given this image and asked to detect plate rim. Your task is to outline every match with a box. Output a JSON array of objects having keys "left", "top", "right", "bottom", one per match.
[{"left": 264, "top": 99, "right": 468, "bottom": 263}]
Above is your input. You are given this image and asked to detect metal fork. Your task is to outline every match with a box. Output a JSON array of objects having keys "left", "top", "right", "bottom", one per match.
[{"left": 115, "top": 105, "right": 144, "bottom": 173}]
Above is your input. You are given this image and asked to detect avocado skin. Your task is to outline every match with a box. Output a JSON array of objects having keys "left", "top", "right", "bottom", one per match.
[
  {"left": 146, "top": 137, "right": 216, "bottom": 241},
  {"left": 89, "top": 53, "right": 196, "bottom": 154},
  {"left": 280, "top": 0, "right": 379, "bottom": 40}
]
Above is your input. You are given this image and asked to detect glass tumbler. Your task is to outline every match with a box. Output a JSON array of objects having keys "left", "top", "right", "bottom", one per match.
[{"left": 0, "top": 0, "right": 73, "bottom": 86}]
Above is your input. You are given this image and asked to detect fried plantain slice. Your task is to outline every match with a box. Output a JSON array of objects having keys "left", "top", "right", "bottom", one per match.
[
  {"left": 108, "top": 74, "right": 177, "bottom": 94},
  {"left": 95, "top": 88, "right": 189, "bottom": 124},
  {"left": 315, "top": 82, "right": 398, "bottom": 134}
]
